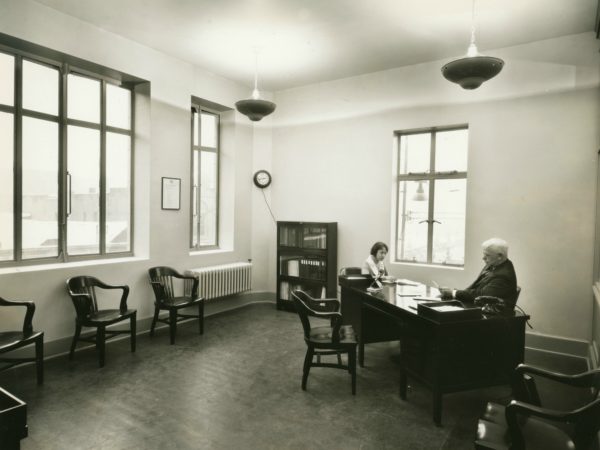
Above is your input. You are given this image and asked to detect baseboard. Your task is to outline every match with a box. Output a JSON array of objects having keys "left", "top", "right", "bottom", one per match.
[
  {"left": 525, "top": 331, "right": 590, "bottom": 363},
  {"left": 37, "top": 291, "right": 277, "bottom": 360}
]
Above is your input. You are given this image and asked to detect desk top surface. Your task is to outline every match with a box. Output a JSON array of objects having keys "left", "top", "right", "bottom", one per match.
[{"left": 340, "top": 277, "right": 528, "bottom": 322}]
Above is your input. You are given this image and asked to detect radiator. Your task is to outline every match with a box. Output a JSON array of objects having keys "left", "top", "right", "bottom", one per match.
[{"left": 186, "top": 262, "right": 252, "bottom": 300}]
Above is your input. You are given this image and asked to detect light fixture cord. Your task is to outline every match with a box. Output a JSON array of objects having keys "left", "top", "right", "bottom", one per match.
[
  {"left": 470, "top": 0, "right": 476, "bottom": 46},
  {"left": 254, "top": 50, "right": 258, "bottom": 92}
]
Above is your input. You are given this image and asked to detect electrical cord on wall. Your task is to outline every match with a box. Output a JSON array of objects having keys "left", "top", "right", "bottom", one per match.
[{"left": 261, "top": 189, "right": 277, "bottom": 224}]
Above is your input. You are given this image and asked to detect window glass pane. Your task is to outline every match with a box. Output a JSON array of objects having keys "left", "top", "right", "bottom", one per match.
[
  {"left": 106, "top": 84, "right": 131, "bottom": 129},
  {"left": 0, "top": 53, "right": 14, "bottom": 106},
  {"left": 106, "top": 132, "right": 131, "bottom": 253},
  {"left": 67, "top": 126, "right": 100, "bottom": 255},
  {"left": 67, "top": 74, "right": 100, "bottom": 123},
  {"left": 200, "top": 150, "right": 217, "bottom": 246},
  {"left": 193, "top": 111, "right": 198, "bottom": 146},
  {"left": 22, "top": 117, "right": 58, "bottom": 259},
  {"left": 0, "top": 112, "right": 14, "bottom": 260},
  {"left": 435, "top": 129, "right": 468, "bottom": 172},
  {"left": 432, "top": 179, "right": 467, "bottom": 265},
  {"left": 200, "top": 112, "right": 217, "bottom": 148},
  {"left": 399, "top": 133, "right": 430, "bottom": 174},
  {"left": 22, "top": 60, "right": 58, "bottom": 116},
  {"left": 192, "top": 150, "right": 199, "bottom": 246},
  {"left": 396, "top": 180, "right": 428, "bottom": 263}
]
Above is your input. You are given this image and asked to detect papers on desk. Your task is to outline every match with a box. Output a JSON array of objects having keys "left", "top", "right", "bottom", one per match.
[
  {"left": 395, "top": 279, "right": 420, "bottom": 286},
  {"left": 434, "top": 305, "right": 463, "bottom": 312},
  {"left": 413, "top": 296, "right": 441, "bottom": 301}
]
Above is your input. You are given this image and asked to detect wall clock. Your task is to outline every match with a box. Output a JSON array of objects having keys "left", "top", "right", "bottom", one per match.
[{"left": 253, "top": 170, "right": 272, "bottom": 189}]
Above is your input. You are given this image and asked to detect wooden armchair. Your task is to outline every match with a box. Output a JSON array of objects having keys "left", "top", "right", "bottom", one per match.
[
  {"left": 0, "top": 297, "right": 43, "bottom": 384},
  {"left": 66, "top": 276, "right": 136, "bottom": 368},
  {"left": 148, "top": 267, "right": 204, "bottom": 344},
  {"left": 475, "top": 363, "right": 600, "bottom": 450},
  {"left": 291, "top": 290, "right": 357, "bottom": 395}
]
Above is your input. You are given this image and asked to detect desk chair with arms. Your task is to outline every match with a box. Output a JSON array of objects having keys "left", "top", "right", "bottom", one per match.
[
  {"left": 475, "top": 364, "right": 600, "bottom": 450},
  {"left": 0, "top": 297, "right": 43, "bottom": 384},
  {"left": 291, "top": 290, "right": 358, "bottom": 395},
  {"left": 66, "top": 276, "right": 136, "bottom": 367},
  {"left": 148, "top": 267, "right": 204, "bottom": 344}
]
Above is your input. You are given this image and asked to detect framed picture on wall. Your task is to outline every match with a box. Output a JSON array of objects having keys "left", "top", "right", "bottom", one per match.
[{"left": 161, "top": 177, "right": 181, "bottom": 210}]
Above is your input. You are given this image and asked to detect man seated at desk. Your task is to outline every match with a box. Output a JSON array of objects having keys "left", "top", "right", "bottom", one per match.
[{"left": 439, "top": 237, "right": 518, "bottom": 306}]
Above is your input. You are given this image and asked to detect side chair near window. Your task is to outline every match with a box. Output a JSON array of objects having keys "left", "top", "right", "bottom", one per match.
[
  {"left": 291, "top": 290, "right": 357, "bottom": 395},
  {"left": 475, "top": 364, "right": 600, "bottom": 450},
  {"left": 148, "top": 267, "right": 204, "bottom": 345},
  {"left": 0, "top": 297, "right": 43, "bottom": 384},
  {"left": 66, "top": 276, "right": 136, "bottom": 368}
]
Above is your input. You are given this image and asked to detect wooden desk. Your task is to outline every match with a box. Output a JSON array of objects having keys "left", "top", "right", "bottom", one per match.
[{"left": 339, "top": 276, "right": 529, "bottom": 426}]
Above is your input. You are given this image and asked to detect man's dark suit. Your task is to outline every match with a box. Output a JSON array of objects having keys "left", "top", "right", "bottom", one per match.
[{"left": 455, "top": 259, "right": 518, "bottom": 306}]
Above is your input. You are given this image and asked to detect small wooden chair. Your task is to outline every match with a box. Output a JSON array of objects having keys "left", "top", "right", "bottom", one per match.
[
  {"left": 66, "top": 276, "right": 136, "bottom": 367},
  {"left": 291, "top": 290, "right": 357, "bottom": 395},
  {"left": 0, "top": 297, "right": 43, "bottom": 384},
  {"left": 148, "top": 267, "right": 204, "bottom": 344}
]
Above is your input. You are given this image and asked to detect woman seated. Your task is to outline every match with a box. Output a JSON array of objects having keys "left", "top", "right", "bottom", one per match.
[{"left": 362, "top": 242, "right": 389, "bottom": 279}]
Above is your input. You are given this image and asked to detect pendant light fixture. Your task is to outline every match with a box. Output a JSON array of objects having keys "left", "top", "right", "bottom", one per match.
[
  {"left": 235, "top": 50, "right": 276, "bottom": 121},
  {"left": 441, "top": 0, "right": 504, "bottom": 89},
  {"left": 412, "top": 181, "right": 427, "bottom": 202}
]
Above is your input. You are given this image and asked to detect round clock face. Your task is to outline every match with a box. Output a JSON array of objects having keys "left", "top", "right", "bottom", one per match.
[{"left": 253, "top": 170, "right": 272, "bottom": 188}]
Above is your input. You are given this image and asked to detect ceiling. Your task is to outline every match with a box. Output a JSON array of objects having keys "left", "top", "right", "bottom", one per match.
[{"left": 33, "top": 0, "right": 597, "bottom": 92}]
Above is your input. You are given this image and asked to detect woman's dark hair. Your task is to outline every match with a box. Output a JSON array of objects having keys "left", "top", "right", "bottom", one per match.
[{"left": 370, "top": 242, "right": 389, "bottom": 257}]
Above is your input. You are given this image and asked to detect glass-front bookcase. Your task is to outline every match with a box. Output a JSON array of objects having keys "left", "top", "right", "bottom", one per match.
[{"left": 276, "top": 221, "right": 337, "bottom": 311}]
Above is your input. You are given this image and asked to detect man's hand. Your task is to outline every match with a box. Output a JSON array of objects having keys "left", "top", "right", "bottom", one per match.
[{"left": 439, "top": 287, "right": 453, "bottom": 299}]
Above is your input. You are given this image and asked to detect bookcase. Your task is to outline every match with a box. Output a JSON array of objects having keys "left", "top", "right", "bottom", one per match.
[{"left": 276, "top": 221, "right": 337, "bottom": 311}]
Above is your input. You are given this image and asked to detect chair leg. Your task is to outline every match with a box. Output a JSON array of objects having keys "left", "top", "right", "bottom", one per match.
[
  {"left": 150, "top": 306, "right": 159, "bottom": 337},
  {"left": 337, "top": 353, "right": 343, "bottom": 367},
  {"left": 198, "top": 301, "right": 204, "bottom": 335},
  {"left": 97, "top": 326, "right": 106, "bottom": 368},
  {"left": 35, "top": 335, "right": 44, "bottom": 385},
  {"left": 302, "top": 346, "right": 314, "bottom": 391},
  {"left": 70, "top": 323, "right": 81, "bottom": 360},
  {"left": 169, "top": 309, "right": 177, "bottom": 345},
  {"left": 349, "top": 346, "right": 357, "bottom": 395},
  {"left": 130, "top": 313, "right": 136, "bottom": 353}
]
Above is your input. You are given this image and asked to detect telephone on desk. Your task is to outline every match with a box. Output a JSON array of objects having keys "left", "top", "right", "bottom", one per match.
[{"left": 474, "top": 296, "right": 511, "bottom": 314}]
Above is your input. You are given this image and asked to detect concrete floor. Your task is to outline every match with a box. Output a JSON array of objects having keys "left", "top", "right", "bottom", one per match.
[{"left": 0, "top": 302, "right": 588, "bottom": 450}]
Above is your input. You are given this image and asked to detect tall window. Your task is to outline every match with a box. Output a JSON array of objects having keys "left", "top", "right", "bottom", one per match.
[
  {"left": 191, "top": 106, "right": 219, "bottom": 249},
  {"left": 0, "top": 49, "right": 133, "bottom": 265},
  {"left": 395, "top": 126, "right": 468, "bottom": 266}
]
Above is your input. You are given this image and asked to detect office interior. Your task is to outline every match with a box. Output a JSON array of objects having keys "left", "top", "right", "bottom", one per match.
[{"left": 0, "top": 0, "right": 599, "bottom": 448}]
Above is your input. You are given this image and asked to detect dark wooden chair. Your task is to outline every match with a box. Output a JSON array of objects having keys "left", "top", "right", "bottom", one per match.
[
  {"left": 475, "top": 363, "right": 600, "bottom": 450},
  {"left": 66, "top": 276, "right": 136, "bottom": 368},
  {"left": 148, "top": 267, "right": 204, "bottom": 345},
  {"left": 291, "top": 290, "right": 357, "bottom": 395},
  {"left": 0, "top": 297, "right": 43, "bottom": 384}
]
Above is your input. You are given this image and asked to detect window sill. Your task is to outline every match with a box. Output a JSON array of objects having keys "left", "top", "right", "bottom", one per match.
[
  {"left": 390, "top": 261, "right": 464, "bottom": 271},
  {"left": 0, "top": 256, "right": 149, "bottom": 275},
  {"left": 189, "top": 248, "right": 232, "bottom": 257}
]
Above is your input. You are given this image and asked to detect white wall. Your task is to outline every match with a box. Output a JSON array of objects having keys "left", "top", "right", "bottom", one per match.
[
  {"left": 268, "top": 32, "right": 600, "bottom": 342},
  {"left": 0, "top": 0, "right": 261, "bottom": 344}
]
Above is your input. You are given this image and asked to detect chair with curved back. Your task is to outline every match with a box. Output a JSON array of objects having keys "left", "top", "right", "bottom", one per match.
[
  {"left": 66, "top": 276, "right": 136, "bottom": 367},
  {"left": 0, "top": 297, "right": 43, "bottom": 384},
  {"left": 339, "top": 267, "right": 362, "bottom": 276},
  {"left": 475, "top": 363, "right": 600, "bottom": 450},
  {"left": 291, "top": 289, "right": 357, "bottom": 395},
  {"left": 148, "top": 266, "right": 204, "bottom": 345}
]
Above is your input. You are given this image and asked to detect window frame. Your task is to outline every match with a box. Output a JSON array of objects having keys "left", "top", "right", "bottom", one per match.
[
  {"left": 394, "top": 125, "right": 468, "bottom": 267},
  {"left": 0, "top": 45, "right": 135, "bottom": 267},
  {"left": 190, "top": 105, "right": 220, "bottom": 250}
]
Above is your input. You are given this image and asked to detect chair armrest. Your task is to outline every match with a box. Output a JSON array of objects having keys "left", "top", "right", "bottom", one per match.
[
  {"left": 303, "top": 296, "right": 340, "bottom": 313},
  {"left": 0, "top": 298, "right": 35, "bottom": 335},
  {"left": 515, "top": 364, "right": 600, "bottom": 389},
  {"left": 87, "top": 281, "right": 130, "bottom": 310}
]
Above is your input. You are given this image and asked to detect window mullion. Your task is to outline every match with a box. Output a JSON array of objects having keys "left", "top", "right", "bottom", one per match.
[
  {"left": 99, "top": 80, "right": 107, "bottom": 254},
  {"left": 427, "top": 132, "right": 436, "bottom": 263},
  {"left": 58, "top": 63, "right": 68, "bottom": 261},
  {"left": 14, "top": 55, "right": 22, "bottom": 262}
]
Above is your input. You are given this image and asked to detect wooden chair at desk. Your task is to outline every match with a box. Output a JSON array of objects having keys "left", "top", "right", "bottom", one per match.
[
  {"left": 291, "top": 290, "right": 358, "bottom": 395},
  {"left": 475, "top": 363, "right": 600, "bottom": 450},
  {"left": 340, "top": 267, "right": 362, "bottom": 276}
]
